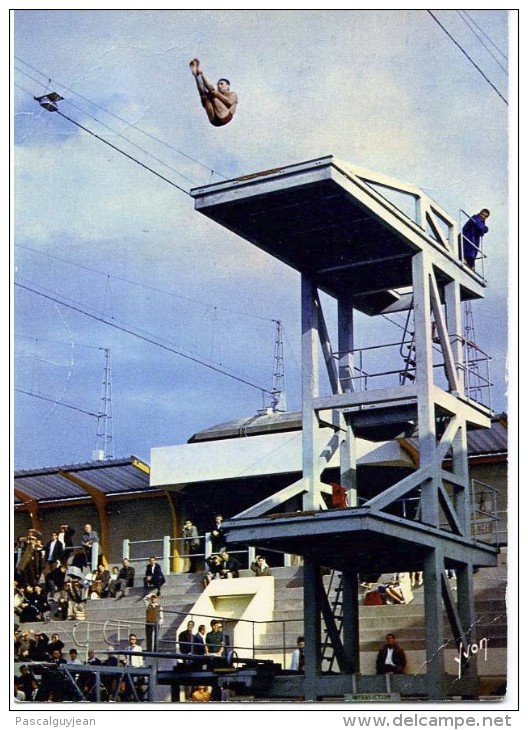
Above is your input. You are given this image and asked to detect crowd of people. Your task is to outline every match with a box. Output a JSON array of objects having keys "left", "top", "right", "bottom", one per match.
[
  {"left": 13, "top": 629, "right": 150, "bottom": 702},
  {"left": 14, "top": 524, "right": 106, "bottom": 624},
  {"left": 13, "top": 515, "right": 412, "bottom": 703}
]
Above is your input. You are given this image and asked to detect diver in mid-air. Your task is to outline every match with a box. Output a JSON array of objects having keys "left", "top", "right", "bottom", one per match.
[{"left": 190, "top": 58, "right": 238, "bottom": 127}]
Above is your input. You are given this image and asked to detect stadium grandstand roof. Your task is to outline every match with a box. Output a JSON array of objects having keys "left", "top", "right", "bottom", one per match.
[
  {"left": 14, "top": 414, "right": 507, "bottom": 506},
  {"left": 14, "top": 456, "right": 153, "bottom": 507},
  {"left": 189, "top": 410, "right": 508, "bottom": 454}
]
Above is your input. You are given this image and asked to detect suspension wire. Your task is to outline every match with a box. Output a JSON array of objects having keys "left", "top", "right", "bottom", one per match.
[
  {"left": 455, "top": 10, "right": 508, "bottom": 74},
  {"left": 57, "top": 109, "right": 192, "bottom": 195},
  {"left": 17, "top": 335, "right": 103, "bottom": 350},
  {"left": 15, "top": 388, "right": 99, "bottom": 417},
  {"left": 15, "top": 79, "right": 191, "bottom": 194},
  {"left": 459, "top": 10, "right": 508, "bottom": 61},
  {"left": 16, "top": 281, "right": 273, "bottom": 395},
  {"left": 427, "top": 10, "right": 508, "bottom": 106},
  {"left": 15, "top": 243, "right": 277, "bottom": 324},
  {"left": 14, "top": 56, "right": 226, "bottom": 180}
]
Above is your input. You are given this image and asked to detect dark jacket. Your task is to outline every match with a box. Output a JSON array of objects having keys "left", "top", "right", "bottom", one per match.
[
  {"left": 375, "top": 643, "right": 407, "bottom": 674},
  {"left": 462, "top": 214, "right": 488, "bottom": 260},
  {"left": 144, "top": 562, "right": 165, "bottom": 589},
  {"left": 117, "top": 565, "right": 135, "bottom": 587},
  {"left": 44, "top": 539, "right": 64, "bottom": 564}
]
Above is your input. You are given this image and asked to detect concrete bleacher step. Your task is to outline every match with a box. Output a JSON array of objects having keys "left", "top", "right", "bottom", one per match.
[{"left": 16, "top": 550, "right": 507, "bottom": 665}]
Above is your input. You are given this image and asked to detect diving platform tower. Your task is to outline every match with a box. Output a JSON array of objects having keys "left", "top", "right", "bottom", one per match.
[{"left": 190, "top": 156, "right": 497, "bottom": 701}]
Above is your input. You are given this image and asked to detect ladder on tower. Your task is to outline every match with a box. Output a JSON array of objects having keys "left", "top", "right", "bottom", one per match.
[
  {"left": 399, "top": 301, "right": 416, "bottom": 384},
  {"left": 321, "top": 570, "right": 344, "bottom": 672},
  {"left": 463, "top": 301, "right": 483, "bottom": 403}
]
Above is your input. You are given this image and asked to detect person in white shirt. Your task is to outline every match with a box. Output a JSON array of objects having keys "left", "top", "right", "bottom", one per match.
[
  {"left": 125, "top": 634, "right": 144, "bottom": 668},
  {"left": 375, "top": 633, "right": 407, "bottom": 674}
]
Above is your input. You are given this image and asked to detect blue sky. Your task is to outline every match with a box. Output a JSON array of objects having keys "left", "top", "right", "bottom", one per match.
[{"left": 12, "top": 9, "right": 514, "bottom": 470}]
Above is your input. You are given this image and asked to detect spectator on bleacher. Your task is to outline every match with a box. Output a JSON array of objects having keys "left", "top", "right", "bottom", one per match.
[
  {"left": 14, "top": 581, "right": 25, "bottom": 619},
  {"left": 113, "top": 558, "right": 136, "bottom": 599},
  {"left": 100, "top": 647, "right": 119, "bottom": 700},
  {"left": 410, "top": 571, "right": 423, "bottom": 588},
  {"left": 55, "top": 586, "right": 70, "bottom": 620},
  {"left": 45, "top": 562, "right": 67, "bottom": 597},
  {"left": 375, "top": 633, "right": 407, "bottom": 675},
  {"left": 218, "top": 550, "right": 241, "bottom": 579},
  {"left": 376, "top": 577, "right": 406, "bottom": 605},
  {"left": 43, "top": 532, "right": 63, "bottom": 576},
  {"left": 63, "top": 578, "right": 84, "bottom": 617},
  {"left": 19, "top": 585, "right": 41, "bottom": 623},
  {"left": 33, "top": 584, "right": 52, "bottom": 621},
  {"left": 251, "top": 555, "right": 271, "bottom": 577},
  {"left": 182, "top": 518, "right": 201, "bottom": 573},
  {"left": 289, "top": 636, "right": 305, "bottom": 672},
  {"left": 193, "top": 624, "right": 207, "bottom": 666},
  {"left": 91, "top": 564, "right": 111, "bottom": 599},
  {"left": 16, "top": 630, "right": 35, "bottom": 661},
  {"left": 86, "top": 648, "right": 101, "bottom": 666},
  {"left": 203, "top": 553, "right": 223, "bottom": 587},
  {"left": 126, "top": 633, "right": 144, "bottom": 668},
  {"left": 205, "top": 619, "right": 227, "bottom": 665},
  {"left": 107, "top": 566, "right": 120, "bottom": 596},
  {"left": 178, "top": 620, "right": 196, "bottom": 660},
  {"left": 47, "top": 633, "right": 65, "bottom": 656},
  {"left": 210, "top": 514, "right": 226, "bottom": 554},
  {"left": 81, "top": 524, "right": 99, "bottom": 568},
  {"left": 29, "top": 631, "right": 50, "bottom": 661},
  {"left": 17, "top": 531, "right": 44, "bottom": 587},
  {"left": 144, "top": 593, "right": 164, "bottom": 652},
  {"left": 57, "top": 524, "right": 75, "bottom": 566},
  {"left": 143, "top": 556, "right": 166, "bottom": 596},
  {"left": 14, "top": 675, "right": 27, "bottom": 702},
  {"left": 16, "top": 665, "right": 38, "bottom": 701},
  {"left": 68, "top": 648, "right": 83, "bottom": 665}
]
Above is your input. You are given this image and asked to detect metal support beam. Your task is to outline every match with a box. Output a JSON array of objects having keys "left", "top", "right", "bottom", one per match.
[
  {"left": 412, "top": 253, "right": 439, "bottom": 526},
  {"left": 316, "top": 571, "right": 352, "bottom": 673},
  {"left": 338, "top": 294, "right": 357, "bottom": 505},
  {"left": 456, "top": 562, "right": 478, "bottom": 687},
  {"left": 303, "top": 556, "right": 322, "bottom": 700},
  {"left": 302, "top": 275, "right": 322, "bottom": 511},
  {"left": 341, "top": 570, "right": 360, "bottom": 673},
  {"left": 429, "top": 272, "right": 459, "bottom": 392},
  {"left": 59, "top": 470, "right": 109, "bottom": 559},
  {"left": 423, "top": 548, "right": 445, "bottom": 700}
]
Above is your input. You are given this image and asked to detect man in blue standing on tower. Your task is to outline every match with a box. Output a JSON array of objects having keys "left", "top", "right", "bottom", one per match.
[{"left": 461, "top": 208, "right": 490, "bottom": 270}]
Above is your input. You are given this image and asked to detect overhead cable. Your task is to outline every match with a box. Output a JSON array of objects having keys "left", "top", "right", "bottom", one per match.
[
  {"left": 427, "top": 10, "right": 508, "bottom": 106},
  {"left": 16, "top": 281, "right": 273, "bottom": 395}
]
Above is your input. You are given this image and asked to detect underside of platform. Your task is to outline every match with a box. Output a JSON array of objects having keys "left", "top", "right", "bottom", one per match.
[
  {"left": 223, "top": 509, "right": 497, "bottom": 574},
  {"left": 191, "top": 156, "right": 483, "bottom": 314}
]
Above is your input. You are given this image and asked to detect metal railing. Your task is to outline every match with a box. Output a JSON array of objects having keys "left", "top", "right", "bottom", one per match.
[
  {"left": 123, "top": 535, "right": 293, "bottom": 576},
  {"left": 470, "top": 479, "right": 500, "bottom": 546},
  {"left": 69, "top": 611, "right": 302, "bottom": 670}
]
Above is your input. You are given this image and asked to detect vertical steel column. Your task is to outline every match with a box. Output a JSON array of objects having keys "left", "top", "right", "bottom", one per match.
[
  {"left": 444, "top": 280, "right": 464, "bottom": 395},
  {"left": 423, "top": 547, "right": 446, "bottom": 700},
  {"left": 338, "top": 295, "right": 357, "bottom": 506},
  {"left": 412, "top": 252, "right": 439, "bottom": 527},
  {"left": 303, "top": 555, "right": 322, "bottom": 700},
  {"left": 341, "top": 570, "right": 360, "bottom": 673},
  {"left": 302, "top": 274, "right": 321, "bottom": 511},
  {"left": 456, "top": 562, "right": 478, "bottom": 686}
]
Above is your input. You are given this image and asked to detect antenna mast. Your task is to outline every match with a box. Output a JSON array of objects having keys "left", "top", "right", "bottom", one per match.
[
  {"left": 270, "top": 320, "right": 286, "bottom": 412},
  {"left": 93, "top": 348, "right": 114, "bottom": 460}
]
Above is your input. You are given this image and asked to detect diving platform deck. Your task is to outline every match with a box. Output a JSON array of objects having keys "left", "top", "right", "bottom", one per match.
[
  {"left": 223, "top": 509, "right": 498, "bottom": 575},
  {"left": 191, "top": 156, "right": 485, "bottom": 315}
]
